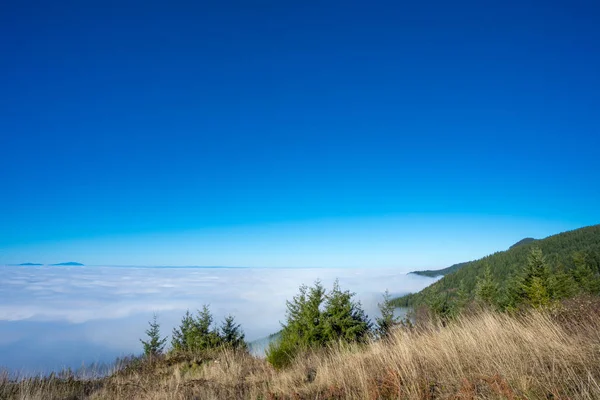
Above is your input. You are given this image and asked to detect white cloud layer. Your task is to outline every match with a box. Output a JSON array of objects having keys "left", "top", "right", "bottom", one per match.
[{"left": 0, "top": 266, "right": 437, "bottom": 373}]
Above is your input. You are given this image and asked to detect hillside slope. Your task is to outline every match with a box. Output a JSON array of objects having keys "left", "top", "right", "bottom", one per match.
[
  {"left": 393, "top": 224, "right": 600, "bottom": 307},
  {"left": 410, "top": 238, "right": 538, "bottom": 278},
  {"left": 409, "top": 261, "right": 471, "bottom": 277},
  {"left": 4, "top": 306, "right": 600, "bottom": 399},
  {"left": 509, "top": 237, "right": 536, "bottom": 249}
]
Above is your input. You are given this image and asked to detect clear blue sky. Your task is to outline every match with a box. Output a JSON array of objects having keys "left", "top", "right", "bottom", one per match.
[{"left": 1, "top": 1, "right": 599, "bottom": 267}]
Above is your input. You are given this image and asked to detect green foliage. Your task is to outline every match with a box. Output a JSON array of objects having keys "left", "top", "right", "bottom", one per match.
[
  {"left": 171, "top": 306, "right": 246, "bottom": 353},
  {"left": 572, "top": 252, "right": 600, "bottom": 295},
  {"left": 267, "top": 280, "right": 371, "bottom": 369},
  {"left": 375, "top": 289, "right": 398, "bottom": 338},
  {"left": 286, "top": 281, "right": 327, "bottom": 347},
  {"left": 509, "top": 237, "right": 537, "bottom": 249},
  {"left": 220, "top": 315, "right": 247, "bottom": 350},
  {"left": 140, "top": 314, "right": 167, "bottom": 358},
  {"left": 410, "top": 238, "right": 536, "bottom": 278},
  {"left": 410, "top": 261, "right": 471, "bottom": 278},
  {"left": 475, "top": 264, "right": 499, "bottom": 307},
  {"left": 524, "top": 276, "right": 551, "bottom": 308},
  {"left": 506, "top": 247, "right": 553, "bottom": 308},
  {"left": 171, "top": 310, "right": 195, "bottom": 351},
  {"left": 426, "top": 292, "right": 458, "bottom": 320},
  {"left": 522, "top": 248, "right": 551, "bottom": 288},
  {"left": 266, "top": 281, "right": 327, "bottom": 368},
  {"left": 455, "top": 279, "right": 470, "bottom": 309},
  {"left": 322, "top": 280, "right": 371, "bottom": 342},
  {"left": 393, "top": 225, "right": 600, "bottom": 311},
  {"left": 548, "top": 264, "right": 578, "bottom": 300},
  {"left": 265, "top": 330, "right": 304, "bottom": 370}
]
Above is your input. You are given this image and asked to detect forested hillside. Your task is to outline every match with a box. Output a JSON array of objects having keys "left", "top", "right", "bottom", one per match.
[
  {"left": 409, "top": 261, "right": 471, "bottom": 277},
  {"left": 393, "top": 225, "right": 600, "bottom": 309},
  {"left": 509, "top": 237, "right": 536, "bottom": 249},
  {"left": 410, "top": 237, "right": 539, "bottom": 278}
]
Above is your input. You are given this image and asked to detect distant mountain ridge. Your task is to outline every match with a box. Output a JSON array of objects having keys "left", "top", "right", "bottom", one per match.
[
  {"left": 409, "top": 237, "right": 539, "bottom": 278},
  {"left": 51, "top": 262, "right": 84, "bottom": 266},
  {"left": 509, "top": 237, "right": 536, "bottom": 249},
  {"left": 410, "top": 262, "right": 471, "bottom": 277},
  {"left": 18, "top": 263, "right": 44, "bottom": 266}
]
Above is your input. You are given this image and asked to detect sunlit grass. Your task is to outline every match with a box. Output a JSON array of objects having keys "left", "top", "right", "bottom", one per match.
[{"left": 3, "top": 301, "right": 600, "bottom": 399}]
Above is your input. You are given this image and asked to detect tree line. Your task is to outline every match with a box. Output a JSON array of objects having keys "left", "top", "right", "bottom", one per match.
[
  {"left": 140, "top": 307, "right": 247, "bottom": 358},
  {"left": 414, "top": 246, "right": 600, "bottom": 320},
  {"left": 393, "top": 224, "right": 600, "bottom": 311},
  {"left": 140, "top": 280, "right": 399, "bottom": 368}
]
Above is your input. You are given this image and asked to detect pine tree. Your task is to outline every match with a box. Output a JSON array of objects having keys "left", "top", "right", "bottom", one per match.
[
  {"left": 515, "top": 248, "right": 553, "bottom": 308},
  {"left": 191, "top": 305, "right": 221, "bottom": 351},
  {"left": 499, "top": 273, "right": 523, "bottom": 312},
  {"left": 322, "top": 279, "right": 371, "bottom": 343},
  {"left": 286, "top": 281, "right": 326, "bottom": 347},
  {"left": 171, "top": 310, "right": 194, "bottom": 351},
  {"left": 375, "top": 289, "right": 398, "bottom": 339},
  {"left": 171, "top": 306, "right": 222, "bottom": 352},
  {"left": 267, "top": 281, "right": 326, "bottom": 368},
  {"left": 524, "top": 276, "right": 551, "bottom": 308},
  {"left": 548, "top": 264, "right": 578, "bottom": 300},
  {"left": 475, "top": 265, "right": 499, "bottom": 307},
  {"left": 220, "top": 315, "right": 247, "bottom": 350},
  {"left": 571, "top": 252, "right": 600, "bottom": 294},
  {"left": 522, "top": 248, "right": 551, "bottom": 288},
  {"left": 267, "top": 280, "right": 371, "bottom": 368},
  {"left": 426, "top": 292, "right": 457, "bottom": 321},
  {"left": 455, "top": 279, "right": 470, "bottom": 309},
  {"left": 140, "top": 314, "right": 167, "bottom": 358}
]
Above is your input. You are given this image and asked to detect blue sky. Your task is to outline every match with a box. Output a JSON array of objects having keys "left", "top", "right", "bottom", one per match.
[{"left": 1, "top": 1, "right": 599, "bottom": 266}]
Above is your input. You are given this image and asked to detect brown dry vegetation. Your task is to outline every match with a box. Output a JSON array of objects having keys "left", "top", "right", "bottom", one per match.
[{"left": 3, "top": 301, "right": 600, "bottom": 400}]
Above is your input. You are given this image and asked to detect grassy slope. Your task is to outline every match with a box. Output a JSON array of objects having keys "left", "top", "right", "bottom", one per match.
[
  {"left": 3, "top": 301, "right": 600, "bottom": 399},
  {"left": 394, "top": 224, "right": 600, "bottom": 307}
]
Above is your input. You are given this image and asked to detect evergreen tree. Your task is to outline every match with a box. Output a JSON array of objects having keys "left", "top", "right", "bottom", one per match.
[
  {"left": 286, "top": 281, "right": 327, "bottom": 347},
  {"left": 572, "top": 252, "right": 600, "bottom": 294},
  {"left": 171, "top": 310, "right": 194, "bottom": 351},
  {"left": 426, "top": 292, "right": 457, "bottom": 321},
  {"left": 171, "top": 306, "right": 222, "bottom": 352},
  {"left": 267, "top": 281, "right": 326, "bottom": 368},
  {"left": 499, "top": 273, "right": 523, "bottom": 312},
  {"left": 523, "top": 248, "right": 551, "bottom": 285},
  {"left": 548, "top": 264, "right": 578, "bottom": 300},
  {"left": 455, "top": 279, "right": 470, "bottom": 309},
  {"left": 220, "top": 315, "right": 247, "bottom": 349},
  {"left": 516, "top": 248, "right": 553, "bottom": 307},
  {"left": 322, "top": 279, "right": 371, "bottom": 343},
  {"left": 267, "top": 280, "right": 372, "bottom": 368},
  {"left": 375, "top": 289, "right": 398, "bottom": 339},
  {"left": 190, "top": 305, "right": 221, "bottom": 351},
  {"left": 524, "top": 276, "right": 551, "bottom": 308},
  {"left": 475, "top": 265, "right": 499, "bottom": 307},
  {"left": 140, "top": 314, "right": 167, "bottom": 358}
]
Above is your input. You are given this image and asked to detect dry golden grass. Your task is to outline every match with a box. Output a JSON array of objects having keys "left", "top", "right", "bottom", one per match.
[{"left": 3, "top": 303, "right": 600, "bottom": 399}]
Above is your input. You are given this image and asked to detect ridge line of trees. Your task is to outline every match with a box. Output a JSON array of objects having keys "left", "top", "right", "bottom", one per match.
[
  {"left": 393, "top": 225, "right": 600, "bottom": 310},
  {"left": 140, "top": 281, "right": 400, "bottom": 368},
  {"left": 422, "top": 247, "right": 600, "bottom": 319}
]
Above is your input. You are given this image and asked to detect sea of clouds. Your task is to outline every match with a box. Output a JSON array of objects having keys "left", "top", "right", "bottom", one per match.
[{"left": 0, "top": 266, "right": 438, "bottom": 374}]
